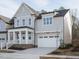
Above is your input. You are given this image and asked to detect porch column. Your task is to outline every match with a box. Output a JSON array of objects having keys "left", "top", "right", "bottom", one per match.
[
  {"left": 8, "top": 32, "right": 10, "bottom": 43},
  {"left": 19, "top": 31, "right": 21, "bottom": 44},
  {"left": 13, "top": 32, "right": 15, "bottom": 43},
  {"left": 6, "top": 31, "right": 10, "bottom": 49},
  {"left": 32, "top": 32, "right": 34, "bottom": 45},
  {"left": 25, "top": 31, "right": 28, "bottom": 44}
]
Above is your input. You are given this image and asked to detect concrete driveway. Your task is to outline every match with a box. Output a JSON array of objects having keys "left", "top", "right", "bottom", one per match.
[
  {"left": 0, "top": 47, "right": 57, "bottom": 59},
  {"left": 17, "top": 47, "right": 57, "bottom": 55}
]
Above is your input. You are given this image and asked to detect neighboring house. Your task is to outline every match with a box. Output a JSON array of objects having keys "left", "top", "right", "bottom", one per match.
[
  {"left": 7, "top": 3, "right": 72, "bottom": 48},
  {"left": 0, "top": 15, "right": 11, "bottom": 48}
]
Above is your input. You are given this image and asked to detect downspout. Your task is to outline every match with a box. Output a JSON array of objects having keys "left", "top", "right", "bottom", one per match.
[
  {"left": 63, "top": 16, "right": 65, "bottom": 46},
  {"left": 34, "top": 17, "right": 36, "bottom": 47},
  {"left": 60, "top": 16, "right": 65, "bottom": 48}
]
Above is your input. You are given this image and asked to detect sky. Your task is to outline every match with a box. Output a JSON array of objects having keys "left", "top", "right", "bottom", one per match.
[{"left": 0, "top": 0, "right": 79, "bottom": 18}]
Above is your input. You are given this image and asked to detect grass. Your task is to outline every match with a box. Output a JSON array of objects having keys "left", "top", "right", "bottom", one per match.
[{"left": 0, "top": 49, "right": 16, "bottom": 53}]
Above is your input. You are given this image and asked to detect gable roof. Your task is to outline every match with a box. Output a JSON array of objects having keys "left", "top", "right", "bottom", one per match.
[
  {"left": 53, "top": 9, "right": 69, "bottom": 17},
  {"left": 36, "top": 9, "right": 69, "bottom": 19},
  {"left": 14, "top": 3, "right": 39, "bottom": 17},
  {"left": 0, "top": 15, "right": 11, "bottom": 24},
  {"left": 23, "top": 3, "right": 39, "bottom": 15},
  {"left": 11, "top": 3, "right": 69, "bottom": 21},
  {"left": 10, "top": 3, "right": 39, "bottom": 24},
  {"left": 41, "top": 9, "right": 69, "bottom": 16}
]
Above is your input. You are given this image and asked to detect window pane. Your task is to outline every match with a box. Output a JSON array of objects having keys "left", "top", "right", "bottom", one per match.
[
  {"left": 50, "top": 17, "right": 52, "bottom": 24},
  {"left": 44, "top": 18, "right": 46, "bottom": 24},
  {"left": 28, "top": 32, "right": 31, "bottom": 40},
  {"left": 23, "top": 37, "right": 25, "bottom": 40},
  {"left": 29, "top": 19, "right": 31, "bottom": 25},
  {"left": 47, "top": 18, "right": 49, "bottom": 24},
  {"left": 39, "top": 36, "right": 43, "bottom": 38},
  {"left": 55, "top": 36, "right": 59, "bottom": 38},
  {"left": 17, "top": 20, "right": 19, "bottom": 26},
  {"left": 23, "top": 19, "right": 25, "bottom": 26},
  {"left": 28, "top": 32, "right": 31, "bottom": 34},
  {"left": 44, "top": 36, "right": 48, "bottom": 38},
  {"left": 29, "top": 36, "right": 31, "bottom": 40},
  {"left": 49, "top": 36, "right": 53, "bottom": 38},
  {"left": 2, "top": 38, "right": 5, "bottom": 40}
]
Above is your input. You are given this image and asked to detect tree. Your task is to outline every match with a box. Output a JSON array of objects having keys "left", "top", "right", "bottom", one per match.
[
  {"left": 72, "top": 15, "right": 79, "bottom": 39},
  {"left": 59, "top": 6, "right": 65, "bottom": 10}
]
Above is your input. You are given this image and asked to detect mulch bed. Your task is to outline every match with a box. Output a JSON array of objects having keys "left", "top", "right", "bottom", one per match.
[{"left": 49, "top": 47, "right": 79, "bottom": 56}]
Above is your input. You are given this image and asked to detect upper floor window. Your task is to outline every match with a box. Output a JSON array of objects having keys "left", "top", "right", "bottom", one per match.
[
  {"left": 44, "top": 18, "right": 46, "bottom": 24},
  {"left": 23, "top": 19, "right": 25, "bottom": 26},
  {"left": 50, "top": 17, "right": 52, "bottom": 24},
  {"left": 47, "top": 18, "right": 49, "bottom": 24},
  {"left": 29, "top": 18, "right": 31, "bottom": 25},
  {"left": 17, "top": 20, "right": 19, "bottom": 26},
  {"left": 43, "top": 17, "right": 52, "bottom": 25}
]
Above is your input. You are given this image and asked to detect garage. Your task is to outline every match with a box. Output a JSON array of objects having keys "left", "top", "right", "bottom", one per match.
[{"left": 38, "top": 35, "right": 60, "bottom": 48}]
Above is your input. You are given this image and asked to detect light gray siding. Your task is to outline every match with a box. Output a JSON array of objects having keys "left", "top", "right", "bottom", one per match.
[
  {"left": 35, "top": 13, "right": 64, "bottom": 45},
  {"left": 0, "top": 33, "right": 7, "bottom": 40},
  {"left": 14, "top": 5, "right": 35, "bottom": 28},
  {"left": 35, "top": 14, "right": 63, "bottom": 32},
  {"left": 64, "top": 11, "right": 72, "bottom": 44},
  {"left": 0, "top": 20, "right": 6, "bottom": 31}
]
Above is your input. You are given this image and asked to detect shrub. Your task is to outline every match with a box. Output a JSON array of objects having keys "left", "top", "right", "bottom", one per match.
[{"left": 59, "top": 44, "right": 73, "bottom": 49}]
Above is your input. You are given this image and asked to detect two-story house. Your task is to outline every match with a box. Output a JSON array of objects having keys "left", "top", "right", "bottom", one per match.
[
  {"left": 7, "top": 3, "right": 72, "bottom": 48},
  {"left": 0, "top": 15, "right": 11, "bottom": 48}
]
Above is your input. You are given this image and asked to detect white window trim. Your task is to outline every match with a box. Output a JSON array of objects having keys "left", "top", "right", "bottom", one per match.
[{"left": 43, "top": 17, "right": 52, "bottom": 25}]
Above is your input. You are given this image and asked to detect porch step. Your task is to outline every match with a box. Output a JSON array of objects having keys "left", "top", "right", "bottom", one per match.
[{"left": 9, "top": 44, "right": 34, "bottom": 50}]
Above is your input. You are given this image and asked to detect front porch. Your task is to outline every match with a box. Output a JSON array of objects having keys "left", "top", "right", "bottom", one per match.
[{"left": 7, "top": 28, "right": 34, "bottom": 49}]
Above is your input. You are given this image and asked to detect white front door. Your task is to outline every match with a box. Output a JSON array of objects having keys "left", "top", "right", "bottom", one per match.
[{"left": 38, "top": 35, "right": 60, "bottom": 47}]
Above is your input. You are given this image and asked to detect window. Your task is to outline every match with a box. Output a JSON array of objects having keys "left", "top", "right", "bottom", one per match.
[
  {"left": 47, "top": 18, "right": 49, "bottom": 24},
  {"left": 49, "top": 36, "right": 53, "bottom": 38},
  {"left": 16, "top": 32, "right": 19, "bottom": 39},
  {"left": 23, "top": 19, "right": 25, "bottom": 26},
  {"left": 50, "top": 17, "right": 52, "bottom": 24},
  {"left": 0, "top": 38, "right": 5, "bottom": 40},
  {"left": 17, "top": 20, "right": 19, "bottom": 26},
  {"left": 28, "top": 32, "right": 31, "bottom": 40},
  {"left": 23, "top": 37, "right": 25, "bottom": 40},
  {"left": 10, "top": 32, "right": 13, "bottom": 40},
  {"left": 55, "top": 36, "right": 59, "bottom": 38},
  {"left": 22, "top": 32, "right": 25, "bottom": 40},
  {"left": 29, "top": 36, "right": 31, "bottom": 40},
  {"left": 39, "top": 36, "right": 43, "bottom": 38},
  {"left": 44, "top": 36, "right": 48, "bottom": 38},
  {"left": 2, "top": 38, "right": 5, "bottom": 40},
  {"left": 29, "top": 18, "right": 31, "bottom": 25},
  {"left": 43, "top": 17, "right": 52, "bottom": 25},
  {"left": 44, "top": 18, "right": 46, "bottom": 24}
]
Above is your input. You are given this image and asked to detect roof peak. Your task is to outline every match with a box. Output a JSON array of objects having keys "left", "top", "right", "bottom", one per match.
[
  {"left": 53, "top": 9, "right": 69, "bottom": 12},
  {"left": 21, "top": 2, "right": 39, "bottom": 15}
]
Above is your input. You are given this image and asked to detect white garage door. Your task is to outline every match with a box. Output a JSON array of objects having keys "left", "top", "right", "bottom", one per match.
[{"left": 38, "top": 36, "right": 60, "bottom": 48}]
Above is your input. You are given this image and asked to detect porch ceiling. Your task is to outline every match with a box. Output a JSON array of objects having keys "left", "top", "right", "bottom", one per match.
[
  {"left": 8, "top": 27, "right": 34, "bottom": 32},
  {"left": 8, "top": 26, "right": 34, "bottom": 30}
]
